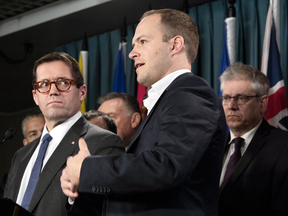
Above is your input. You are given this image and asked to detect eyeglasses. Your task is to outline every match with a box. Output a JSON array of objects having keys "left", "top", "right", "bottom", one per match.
[
  {"left": 33, "top": 78, "right": 76, "bottom": 93},
  {"left": 220, "top": 95, "right": 259, "bottom": 105}
]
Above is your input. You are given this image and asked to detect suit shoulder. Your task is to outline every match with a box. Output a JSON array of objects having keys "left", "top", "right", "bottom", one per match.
[
  {"left": 85, "top": 124, "right": 125, "bottom": 155},
  {"left": 267, "top": 125, "right": 288, "bottom": 140}
]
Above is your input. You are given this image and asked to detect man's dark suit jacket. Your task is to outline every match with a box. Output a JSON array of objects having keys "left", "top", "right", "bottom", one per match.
[
  {"left": 219, "top": 119, "right": 288, "bottom": 216},
  {"left": 68, "top": 73, "right": 227, "bottom": 216},
  {"left": 3, "top": 116, "right": 125, "bottom": 216}
]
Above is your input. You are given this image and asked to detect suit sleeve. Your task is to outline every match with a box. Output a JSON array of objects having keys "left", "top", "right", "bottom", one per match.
[{"left": 79, "top": 77, "right": 226, "bottom": 195}]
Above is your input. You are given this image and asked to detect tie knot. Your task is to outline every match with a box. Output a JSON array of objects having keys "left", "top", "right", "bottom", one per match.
[
  {"left": 233, "top": 137, "right": 244, "bottom": 147},
  {"left": 43, "top": 133, "right": 52, "bottom": 143}
]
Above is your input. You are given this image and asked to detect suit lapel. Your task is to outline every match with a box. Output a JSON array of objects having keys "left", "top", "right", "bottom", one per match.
[
  {"left": 12, "top": 138, "right": 40, "bottom": 200},
  {"left": 126, "top": 88, "right": 167, "bottom": 152},
  {"left": 221, "top": 120, "right": 270, "bottom": 192},
  {"left": 126, "top": 73, "right": 192, "bottom": 152},
  {"left": 127, "top": 73, "right": 192, "bottom": 152},
  {"left": 29, "top": 117, "right": 88, "bottom": 212}
]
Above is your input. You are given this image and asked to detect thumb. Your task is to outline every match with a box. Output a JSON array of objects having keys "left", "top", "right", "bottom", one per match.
[{"left": 78, "top": 138, "right": 90, "bottom": 156}]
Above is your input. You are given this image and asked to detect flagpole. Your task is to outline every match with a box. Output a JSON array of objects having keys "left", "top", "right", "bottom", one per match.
[{"left": 78, "top": 33, "right": 88, "bottom": 113}]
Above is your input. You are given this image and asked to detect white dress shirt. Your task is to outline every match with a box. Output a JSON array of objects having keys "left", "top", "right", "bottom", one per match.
[
  {"left": 143, "top": 69, "right": 191, "bottom": 114},
  {"left": 219, "top": 120, "right": 262, "bottom": 186},
  {"left": 16, "top": 111, "right": 82, "bottom": 205}
]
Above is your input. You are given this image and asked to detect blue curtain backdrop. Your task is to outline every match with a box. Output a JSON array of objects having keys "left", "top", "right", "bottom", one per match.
[{"left": 56, "top": 0, "right": 288, "bottom": 111}]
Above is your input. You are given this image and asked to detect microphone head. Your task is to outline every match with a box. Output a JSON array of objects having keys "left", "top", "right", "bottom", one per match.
[{"left": 4, "top": 127, "right": 16, "bottom": 141}]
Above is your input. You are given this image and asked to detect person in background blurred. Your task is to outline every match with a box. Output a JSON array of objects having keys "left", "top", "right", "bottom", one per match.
[
  {"left": 0, "top": 111, "right": 45, "bottom": 198},
  {"left": 83, "top": 110, "right": 117, "bottom": 134},
  {"left": 22, "top": 111, "right": 45, "bottom": 146},
  {"left": 98, "top": 92, "right": 141, "bottom": 148}
]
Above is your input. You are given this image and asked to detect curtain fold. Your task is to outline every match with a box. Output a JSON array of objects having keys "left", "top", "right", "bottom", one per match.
[{"left": 57, "top": 0, "right": 287, "bottom": 111}]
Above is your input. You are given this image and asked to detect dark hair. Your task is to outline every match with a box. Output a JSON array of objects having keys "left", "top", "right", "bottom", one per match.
[
  {"left": 141, "top": 9, "right": 199, "bottom": 64},
  {"left": 22, "top": 110, "right": 44, "bottom": 138},
  {"left": 83, "top": 110, "right": 117, "bottom": 134},
  {"left": 98, "top": 92, "right": 141, "bottom": 117},
  {"left": 32, "top": 52, "right": 83, "bottom": 88}
]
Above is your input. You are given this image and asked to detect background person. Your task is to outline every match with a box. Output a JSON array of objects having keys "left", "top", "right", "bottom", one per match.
[
  {"left": 22, "top": 111, "right": 45, "bottom": 146},
  {"left": 83, "top": 110, "right": 117, "bottom": 134},
  {"left": 0, "top": 111, "right": 45, "bottom": 198},
  {"left": 219, "top": 62, "right": 288, "bottom": 216},
  {"left": 98, "top": 92, "right": 141, "bottom": 148}
]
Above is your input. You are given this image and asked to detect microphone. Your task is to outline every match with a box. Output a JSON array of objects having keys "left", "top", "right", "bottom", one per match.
[{"left": 0, "top": 127, "right": 16, "bottom": 146}]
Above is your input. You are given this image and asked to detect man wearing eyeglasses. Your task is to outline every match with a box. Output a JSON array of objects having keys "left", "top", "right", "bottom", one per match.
[
  {"left": 3, "top": 52, "right": 124, "bottom": 216},
  {"left": 219, "top": 62, "right": 288, "bottom": 216}
]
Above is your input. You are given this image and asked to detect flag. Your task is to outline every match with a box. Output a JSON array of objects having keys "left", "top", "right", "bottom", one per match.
[
  {"left": 261, "top": 0, "right": 288, "bottom": 130},
  {"left": 112, "top": 42, "right": 126, "bottom": 92},
  {"left": 137, "top": 83, "right": 147, "bottom": 119},
  {"left": 78, "top": 34, "right": 88, "bottom": 114},
  {"left": 219, "top": 17, "right": 236, "bottom": 96}
]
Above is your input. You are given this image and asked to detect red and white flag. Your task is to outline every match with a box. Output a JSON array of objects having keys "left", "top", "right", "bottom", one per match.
[{"left": 261, "top": 0, "right": 288, "bottom": 130}]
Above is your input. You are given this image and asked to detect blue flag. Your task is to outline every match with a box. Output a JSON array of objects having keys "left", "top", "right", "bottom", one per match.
[
  {"left": 219, "top": 22, "right": 230, "bottom": 96},
  {"left": 112, "top": 43, "right": 126, "bottom": 92}
]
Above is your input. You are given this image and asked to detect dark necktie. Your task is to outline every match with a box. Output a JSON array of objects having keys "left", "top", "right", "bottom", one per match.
[
  {"left": 223, "top": 137, "right": 244, "bottom": 184},
  {"left": 21, "top": 133, "right": 52, "bottom": 210}
]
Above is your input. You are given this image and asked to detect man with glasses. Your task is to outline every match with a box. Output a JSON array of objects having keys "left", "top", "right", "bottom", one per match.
[
  {"left": 3, "top": 52, "right": 124, "bottom": 216},
  {"left": 219, "top": 62, "right": 288, "bottom": 216}
]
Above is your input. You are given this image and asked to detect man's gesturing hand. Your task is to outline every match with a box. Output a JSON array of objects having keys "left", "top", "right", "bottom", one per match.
[{"left": 61, "top": 138, "right": 91, "bottom": 199}]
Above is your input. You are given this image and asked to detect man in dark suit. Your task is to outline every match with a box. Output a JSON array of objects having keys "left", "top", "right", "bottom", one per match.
[
  {"left": 3, "top": 52, "right": 124, "bottom": 216},
  {"left": 61, "top": 9, "right": 226, "bottom": 216},
  {"left": 219, "top": 62, "right": 288, "bottom": 216}
]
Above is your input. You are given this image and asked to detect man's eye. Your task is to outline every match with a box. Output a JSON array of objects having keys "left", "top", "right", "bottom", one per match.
[
  {"left": 141, "top": 40, "right": 146, "bottom": 44},
  {"left": 58, "top": 80, "right": 69, "bottom": 85},
  {"left": 223, "top": 97, "right": 230, "bottom": 100},
  {"left": 238, "top": 96, "right": 244, "bottom": 100},
  {"left": 39, "top": 82, "right": 49, "bottom": 88}
]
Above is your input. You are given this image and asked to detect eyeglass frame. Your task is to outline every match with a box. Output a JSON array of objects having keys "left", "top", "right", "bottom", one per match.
[
  {"left": 219, "top": 95, "right": 260, "bottom": 105},
  {"left": 33, "top": 78, "right": 77, "bottom": 94}
]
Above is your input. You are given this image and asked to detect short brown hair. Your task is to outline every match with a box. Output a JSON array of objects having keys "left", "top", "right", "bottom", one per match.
[
  {"left": 32, "top": 52, "right": 84, "bottom": 88},
  {"left": 141, "top": 9, "right": 199, "bottom": 64}
]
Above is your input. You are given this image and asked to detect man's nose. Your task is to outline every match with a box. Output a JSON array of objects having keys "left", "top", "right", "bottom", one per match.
[
  {"left": 227, "top": 98, "right": 238, "bottom": 109},
  {"left": 129, "top": 47, "right": 139, "bottom": 60},
  {"left": 49, "top": 83, "right": 60, "bottom": 95}
]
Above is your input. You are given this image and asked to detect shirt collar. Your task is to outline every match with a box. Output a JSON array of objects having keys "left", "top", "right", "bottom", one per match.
[
  {"left": 229, "top": 120, "right": 262, "bottom": 145},
  {"left": 143, "top": 69, "right": 191, "bottom": 114},
  {"left": 41, "top": 111, "right": 82, "bottom": 144}
]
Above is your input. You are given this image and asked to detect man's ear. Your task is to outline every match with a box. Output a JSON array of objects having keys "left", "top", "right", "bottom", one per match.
[
  {"left": 79, "top": 85, "right": 87, "bottom": 102},
  {"left": 23, "top": 139, "right": 28, "bottom": 146},
  {"left": 260, "top": 95, "right": 268, "bottom": 115},
  {"left": 170, "top": 35, "right": 185, "bottom": 55},
  {"left": 32, "top": 90, "right": 39, "bottom": 106},
  {"left": 131, "top": 112, "right": 141, "bottom": 129}
]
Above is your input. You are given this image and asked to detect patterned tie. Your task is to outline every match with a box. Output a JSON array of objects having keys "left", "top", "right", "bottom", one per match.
[
  {"left": 223, "top": 137, "right": 244, "bottom": 184},
  {"left": 21, "top": 133, "right": 52, "bottom": 210}
]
